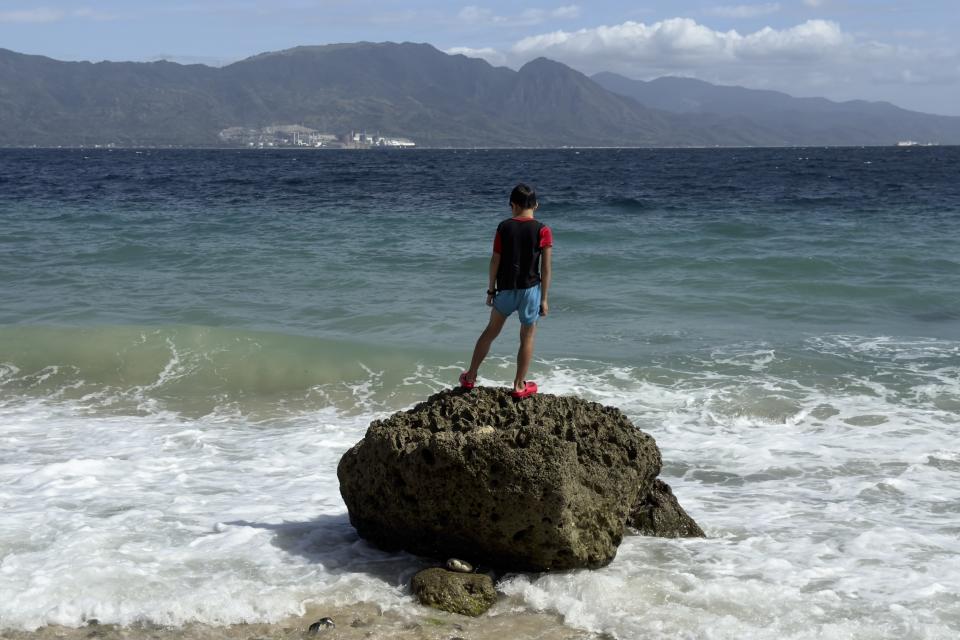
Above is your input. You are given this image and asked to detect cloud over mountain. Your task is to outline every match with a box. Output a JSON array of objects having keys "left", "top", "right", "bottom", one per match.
[
  {"left": 511, "top": 18, "right": 848, "bottom": 65},
  {"left": 445, "top": 14, "right": 959, "bottom": 114}
]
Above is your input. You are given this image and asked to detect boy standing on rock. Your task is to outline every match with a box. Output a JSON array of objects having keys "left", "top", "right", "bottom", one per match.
[{"left": 459, "top": 184, "right": 553, "bottom": 398}]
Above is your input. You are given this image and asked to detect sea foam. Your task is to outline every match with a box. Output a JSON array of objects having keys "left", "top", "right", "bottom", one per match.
[{"left": 1, "top": 336, "right": 959, "bottom": 638}]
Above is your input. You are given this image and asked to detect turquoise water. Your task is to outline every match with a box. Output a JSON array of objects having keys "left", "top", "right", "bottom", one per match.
[
  {"left": 2, "top": 147, "right": 958, "bottom": 413},
  {"left": 4, "top": 148, "right": 960, "bottom": 349},
  {"left": 1, "top": 148, "right": 959, "bottom": 637}
]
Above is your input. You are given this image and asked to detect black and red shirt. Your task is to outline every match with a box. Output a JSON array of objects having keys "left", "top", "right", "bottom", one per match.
[{"left": 493, "top": 216, "right": 553, "bottom": 291}]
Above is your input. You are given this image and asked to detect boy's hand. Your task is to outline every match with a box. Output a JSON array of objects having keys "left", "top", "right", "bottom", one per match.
[
  {"left": 486, "top": 293, "right": 495, "bottom": 307},
  {"left": 540, "top": 300, "right": 549, "bottom": 317}
]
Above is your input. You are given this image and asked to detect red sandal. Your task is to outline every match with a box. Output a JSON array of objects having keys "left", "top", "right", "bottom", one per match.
[
  {"left": 459, "top": 372, "right": 475, "bottom": 390},
  {"left": 510, "top": 381, "right": 537, "bottom": 399}
]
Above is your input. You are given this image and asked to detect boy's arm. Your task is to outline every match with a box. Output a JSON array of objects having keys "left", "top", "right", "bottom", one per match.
[
  {"left": 540, "top": 246, "right": 552, "bottom": 316},
  {"left": 486, "top": 252, "right": 501, "bottom": 306}
]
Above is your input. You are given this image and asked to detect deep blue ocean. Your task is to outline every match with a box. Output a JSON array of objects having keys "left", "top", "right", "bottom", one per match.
[{"left": 1, "top": 147, "right": 959, "bottom": 638}]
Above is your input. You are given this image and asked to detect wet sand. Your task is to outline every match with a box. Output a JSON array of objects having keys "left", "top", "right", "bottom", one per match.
[{"left": 2, "top": 601, "right": 605, "bottom": 640}]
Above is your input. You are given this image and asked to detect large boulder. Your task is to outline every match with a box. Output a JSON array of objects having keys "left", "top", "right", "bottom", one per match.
[{"left": 338, "top": 388, "right": 698, "bottom": 571}]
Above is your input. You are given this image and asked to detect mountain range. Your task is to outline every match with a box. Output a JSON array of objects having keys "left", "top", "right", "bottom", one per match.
[{"left": 1, "top": 41, "right": 958, "bottom": 148}]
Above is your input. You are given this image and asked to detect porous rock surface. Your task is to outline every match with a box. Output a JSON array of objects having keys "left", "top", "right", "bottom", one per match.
[
  {"left": 339, "top": 387, "right": 679, "bottom": 571},
  {"left": 411, "top": 568, "right": 497, "bottom": 617},
  {"left": 628, "top": 479, "right": 705, "bottom": 538}
]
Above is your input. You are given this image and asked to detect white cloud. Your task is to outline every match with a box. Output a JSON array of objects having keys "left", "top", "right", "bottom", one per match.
[
  {"left": 458, "top": 4, "right": 580, "bottom": 27},
  {"left": 0, "top": 8, "right": 65, "bottom": 23},
  {"left": 708, "top": 3, "right": 782, "bottom": 19},
  {"left": 458, "top": 6, "right": 491, "bottom": 22},
  {"left": 550, "top": 6, "right": 580, "bottom": 20},
  {"left": 0, "top": 7, "right": 114, "bottom": 23},
  {"left": 511, "top": 18, "right": 850, "bottom": 65},
  {"left": 803, "top": 0, "right": 828, "bottom": 7},
  {"left": 891, "top": 29, "right": 928, "bottom": 40},
  {"left": 446, "top": 46, "right": 508, "bottom": 66},
  {"left": 454, "top": 16, "right": 959, "bottom": 113}
]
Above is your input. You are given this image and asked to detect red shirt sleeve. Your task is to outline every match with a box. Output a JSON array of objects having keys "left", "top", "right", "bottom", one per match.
[
  {"left": 493, "top": 231, "right": 502, "bottom": 254},
  {"left": 539, "top": 226, "right": 553, "bottom": 248}
]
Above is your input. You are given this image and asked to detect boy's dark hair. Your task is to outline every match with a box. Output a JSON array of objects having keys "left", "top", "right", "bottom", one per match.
[{"left": 510, "top": 183, "right": 538, "bottom": 210}]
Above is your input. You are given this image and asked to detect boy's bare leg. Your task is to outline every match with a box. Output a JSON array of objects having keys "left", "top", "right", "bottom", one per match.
[
  {"left": 514, "top": 323, "right": 537, "bottom": 392},
  {"left": 465, "top": 308, "right": 507, "bottom": 382}
]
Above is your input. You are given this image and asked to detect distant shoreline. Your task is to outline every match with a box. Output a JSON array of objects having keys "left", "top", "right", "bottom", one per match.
[
  {"left": 1, "top": 144, "right": 954, "bottom": 151},
  {"left": 4, "top": 43, "right": 959, "bottom": 150}
]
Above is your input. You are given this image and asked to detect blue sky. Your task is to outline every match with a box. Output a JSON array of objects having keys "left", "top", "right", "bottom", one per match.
[{"left": 1, "top": 1, "right": 958, "bottom": 115}]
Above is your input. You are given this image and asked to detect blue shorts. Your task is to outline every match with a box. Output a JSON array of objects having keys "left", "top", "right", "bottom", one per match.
[{"left": 493, "top": 285, "right": 541, "bottom": 326}]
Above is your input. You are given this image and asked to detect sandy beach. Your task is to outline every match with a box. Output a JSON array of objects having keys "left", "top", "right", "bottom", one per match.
[{"left": 3, "top": 601, "right": 602, "bottom": 640}]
